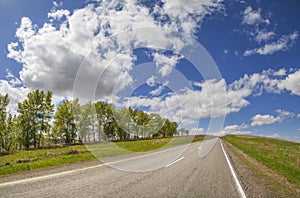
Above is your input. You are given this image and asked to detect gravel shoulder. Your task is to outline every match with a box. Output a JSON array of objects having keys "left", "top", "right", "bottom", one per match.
[{"left": 223, "top": 140, "right": 300, "bottom": 198}]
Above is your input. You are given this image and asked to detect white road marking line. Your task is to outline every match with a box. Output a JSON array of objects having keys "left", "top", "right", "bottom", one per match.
[
  {"left": 219, "top": 139, "right": 247, "bottom": 198},
  {"left": 0, "top": 145, "right": 187, "bottom": 187},
  {"left": 165, "top": 157, "right": 184, "bottom": 168}
]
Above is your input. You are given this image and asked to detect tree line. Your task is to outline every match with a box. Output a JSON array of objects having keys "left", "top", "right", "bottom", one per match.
[{"left": 0, "top": 90, "right": 187, "bottom": 153}]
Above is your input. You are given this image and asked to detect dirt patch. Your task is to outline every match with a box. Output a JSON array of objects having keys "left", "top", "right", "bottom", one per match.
[{"left": 223, "top": 141, "right": 300, "bottom": 198}]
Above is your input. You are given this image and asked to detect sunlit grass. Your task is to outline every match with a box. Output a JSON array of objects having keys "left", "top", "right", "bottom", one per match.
[
  {"left": 222, "top": 135, "right": 300, "bottom": 186},
  {"left": 0, "top": 135, "right": 204, "bottom": 177}
]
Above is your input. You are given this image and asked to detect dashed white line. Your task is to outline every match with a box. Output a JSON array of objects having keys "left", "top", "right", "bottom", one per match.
[
  {"left": 219, "top": 139, "right": 247, "bottom": 198},
  {"left": 165, "top": 157, "right": 184, "bottom": 168}
]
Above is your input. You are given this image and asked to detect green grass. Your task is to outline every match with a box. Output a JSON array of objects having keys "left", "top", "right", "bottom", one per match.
[
  {"left": 222, "top": 135, "right": 300, "bottom": 186},
  {"left": 0, "top": 136, "right": 204, "bottom": 178}
]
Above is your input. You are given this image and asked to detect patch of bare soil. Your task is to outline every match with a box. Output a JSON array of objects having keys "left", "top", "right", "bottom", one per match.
[{"left": 223, "top": 141, "right": 300, "bottom": 198}]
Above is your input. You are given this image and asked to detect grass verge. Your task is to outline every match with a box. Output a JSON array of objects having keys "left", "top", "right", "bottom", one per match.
[
  {"left": 0, "top": 135, "right": 204, "bottom": 178},
  {"left": 222, "top": 135, "right": 300, "bottom": 187}
]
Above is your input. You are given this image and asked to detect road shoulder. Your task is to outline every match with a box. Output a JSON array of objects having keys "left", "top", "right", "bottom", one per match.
[{"left": 222, "top": 140, "right": 300, "bottom": 198}]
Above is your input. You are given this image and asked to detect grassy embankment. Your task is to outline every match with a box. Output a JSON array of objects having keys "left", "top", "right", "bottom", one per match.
[
  {"left": 0, "top": 135, "right": 205, "bottom": 178},
  {"left": 222, "top": 135, "right": 300, "bottom": 187}
]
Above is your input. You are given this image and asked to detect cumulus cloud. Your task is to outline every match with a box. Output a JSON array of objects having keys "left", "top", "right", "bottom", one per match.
[
  {"left": 48, "top": 9, "right": 70, "bottom": 20},
  {"left": 251, "top": 114, "right": 281, "bottom": 126},
  {"left": 275, "top": 109, "right": 295, "bottom": 119},
  {"left": 152, "top": 52, "right": 182, "bottom": 77},
  {"left": 150, "top": 81, "right": 169, "bottom": 96},
  {"left": 229, "top": 68, "right": 300, "bottom": 97},
  {"left": 241, "top": 6, "right": 298, "bottom": 56},
  {"left": 251, "top": 109, "right": 295, "bottom": 127},
  {"left": 7, "top": 0, "right": 223, "bottom": 99},
  {"left": 120, "top": 68, "right": 300, "bottom": 125},
  {"left": 208, "top": 124, "right": 250, "bottom": 136},
  {"left": 189, "top": 128, "right": 205, "bottom": 135},
  {"left": 221, "top": 124, "right": 249, "bottom": 134},
  {"left": 244, "top": 31, "right": 298, "bottom": 56},
  {"left": 278, "top": 69, "right": 300, "bottom": 96},
  {"left": 0, "top": 80, "right": 30, "bottom": 115},
  {"left": 273, "top": 68, "right": 287, "bottom": 76},
  {"left": 123, "top": 79, "right": 250, "bottom": 125},
  {"left": 267, "top": 133, "right": 280, "bottom": 138},
  {"left": 242, "top": 6, "right": 269, "bottom": 25},
  {"left": 255, "top": 30, "right": 275, "bottom": 43}
]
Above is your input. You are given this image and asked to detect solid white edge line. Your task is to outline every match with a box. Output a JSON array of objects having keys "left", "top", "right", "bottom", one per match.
[
  {"left": 219, "top": 139, "right": 247, "bottom": 198},
  {"left": 165, "top": 157, "right": 184, "bottom": 168}
]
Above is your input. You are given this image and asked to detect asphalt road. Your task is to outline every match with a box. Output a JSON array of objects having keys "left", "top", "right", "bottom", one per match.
[{"left": 0, "top": 138, "right": 244, "bottom": 197}]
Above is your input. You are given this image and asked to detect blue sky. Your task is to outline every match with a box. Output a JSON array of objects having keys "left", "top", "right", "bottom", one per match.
[{"left": 0, "top": 0, "right": 299, "bottom": 141}]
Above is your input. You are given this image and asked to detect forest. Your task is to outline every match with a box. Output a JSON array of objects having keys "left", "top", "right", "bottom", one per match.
[{"left": 0, "top": 90, "right": 187, "bottom": 153}]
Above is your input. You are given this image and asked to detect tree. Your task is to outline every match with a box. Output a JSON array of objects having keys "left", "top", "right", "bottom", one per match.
[
  {"left": 178, "top": 128, "right": 189, "bottom": 136},
  {"left": 95, "top": 101, "right": 106, "bottom": 141},
  {"left": 53, "top": 100, "right": 77, "bottom": 145},
  {"left": 157, "top": 119, "right": 178, "bottom": 138},
  {"left": 0, "top": 94, "right": 10, "bottom": 152},
  {"left": 114, "top": 108, "right": 132, "bottom": 140},
  {"left": 147, "top": 113, "right": 164, "bottom": 138},
  {"left": 77, "top": 102, "right": 97, "bottom": 143},
  {"left": 38, "top": 91, "right": 54, "bottom": 147},
  {"left": 18, "top": 90, "right": 54, "bottom": 149},
  {"left": 95, "top": 101, "right": 115, "bottom": 141},
  {"left": 1, "top": 114, "right": 19, "bottom": 152},
  {"left": 136, "top": 110, "right": 150, "bottom": 138}
]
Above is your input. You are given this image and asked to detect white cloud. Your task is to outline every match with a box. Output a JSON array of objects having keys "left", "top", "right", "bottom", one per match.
[
  {"left": 124, "top": 79, "right": 251, "bottom": 125},
  {"left": 189, "top": 128, "right": 205, "bottom": 135},
  {"left": 267, "top": 133, "right": 280, "bottom": 138},
  {"left": 275, "top": 109, "right": 295, "bottom": 119},
  {"left": 298, "top": 114, "right": 300, "bottom": 118},
  {"left": 255, "top": 30, "right": 275, "bottom": 43},
  {"left": 153, "top": 52, "right": 182, "bottom": 77},
  {"left": 222, "top": 124, "right": 248, "bottom": 132},
  {"left": 48, "top": 9, "right": 70, "bottom": 20},
  {"left": 241, "top": 6, "right": 298, "bottom": 57},
  {"left": 0, "top": 80, "right": 30, "bottom": 115},
  {"left": 150, "top": 81, "right": 169, "bottom": 96},
  {"left": 122, "top": 68, "right": 300, "bottom": 125},
  {"left": 242, "top": 6, "right": 269, "bottom": 25},
  {"left": 278, "top": 69, "right": 300, "bottom": 96},
  {"left": 251, "top": 114, "right": 281, "bottom": 126},
  {"left": 210, "top": 124, "right": 250, "bottom": 136},
  {"left": 244, "top": 31, "right": 298, "bottom": 56},
  {"left": 52, "top": 1, "right": 62, "bottom": 8},
  {"left": 250, "top": 108, "right": 296, "bottom": 127},
  {"left": 5, "top": 69, "right": 22, "bottom": 86},
  {"left": 273, "top": 68, "right": 287, "bottom": 76},
  {"left": 146, "top": 76, "right": 157, "bottom": 87},
  {"left": 229, "top": 69, "right": 286, "bottom": 95},
  {"left": 7, "top": 0, "right": 223, "bottom": 100}
]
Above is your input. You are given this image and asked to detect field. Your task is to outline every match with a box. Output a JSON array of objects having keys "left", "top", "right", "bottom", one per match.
[
  {"left": 0, "top": 135, "right": 204, "bottom": 178},
  {"left": 222, "top": 135, "right": 300, "bottom": 186}
]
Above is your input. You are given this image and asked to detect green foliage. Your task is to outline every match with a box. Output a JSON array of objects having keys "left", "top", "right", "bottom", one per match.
[
  {"left": 0, "top": 89, "right": 182, "bottom": 154},
  {"left": 17, "top": 90, "right": 54, "bottom": 149},
  {"left": 53, "top": 100, "right": 76, "bottom": 145},
  {"left": 0, "top": 94, "right": 11, "bottom": 152}
]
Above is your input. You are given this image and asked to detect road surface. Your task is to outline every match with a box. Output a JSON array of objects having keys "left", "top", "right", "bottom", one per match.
[{"left": 0, "top": 138, "right": 245, "bottom": 197}]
